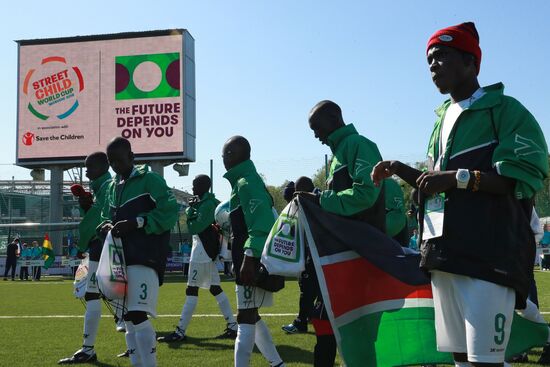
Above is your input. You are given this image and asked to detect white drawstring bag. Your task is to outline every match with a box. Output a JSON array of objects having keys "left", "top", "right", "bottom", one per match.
[
  {"left": 73, "top": 255, "right": 89, "bottom": 299},
  {"left": 261, "top": 200, "right": 305, "bottom": 277},
  {"left": 96, "top": 231, "right": 127, "bottom": 300}
]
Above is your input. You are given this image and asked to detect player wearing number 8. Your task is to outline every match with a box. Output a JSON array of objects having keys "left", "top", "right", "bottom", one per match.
[
  {"left": 223, "top": 136, "right": 285, "bottom": 367},
  {"left": 99, "top": 137, "right": 179, "bottom": 367}
]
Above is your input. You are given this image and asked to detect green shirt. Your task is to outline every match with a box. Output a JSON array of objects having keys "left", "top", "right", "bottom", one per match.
[
  {"left": 428, "top": 83, "right": 548, "bottom": 199},
  {"left": 99, "top": 165, "right": 178, "bottom": 235},
  {"left": 223, "top": 159, "right": 275, "bottom": 257},
  {"left": 78, "top": 171, "right": 111, "bottom": 251},
  {"left": 321, "top": 124, "right": 383, "bottom": 216},
  {"left": 186, "top": 192, "right": 220, "bottom": 235},
  {"left": 384, "top": 178, "right": 407, "bottom": 237}
]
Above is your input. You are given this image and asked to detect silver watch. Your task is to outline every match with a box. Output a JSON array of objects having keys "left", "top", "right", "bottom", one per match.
[
  {"left": 456, "top": 169, "right": 470, "bottom": 189},
  {"left": 244, "top": 249, "right": 254, "bottom": 257},
  {"left": 136, "top": 216, "right": 145, "bottom": 228}
]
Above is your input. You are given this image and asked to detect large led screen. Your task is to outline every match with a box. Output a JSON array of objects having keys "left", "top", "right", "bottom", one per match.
[{"left": 16, "top": 29, "right": 195, "bottom": 166}]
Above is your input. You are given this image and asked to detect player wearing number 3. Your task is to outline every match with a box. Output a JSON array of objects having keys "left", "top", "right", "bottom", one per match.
[{"left": 99, "top": 137, "right": 179, "bottom": 367}]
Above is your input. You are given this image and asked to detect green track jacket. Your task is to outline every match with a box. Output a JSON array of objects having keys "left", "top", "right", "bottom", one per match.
[
  {"left": 186, "top": 192, "right": 220, "bottom": 235},
  {"left": 99, "top": 165, "right": 178, "bottom": 283},
  {"left": 321, "top": 124, "right": 386, "bottom": 232},
  {"left": 78, "top": 172, "right": 111, "bottom": 252},
  {"left": 423, "top": 83, "right": 548, "bottom": 306}
]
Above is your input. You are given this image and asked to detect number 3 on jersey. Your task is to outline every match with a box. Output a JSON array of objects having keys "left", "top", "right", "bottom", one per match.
[{"left": 139, "top": 283, "right": 148, "bottom": 300}]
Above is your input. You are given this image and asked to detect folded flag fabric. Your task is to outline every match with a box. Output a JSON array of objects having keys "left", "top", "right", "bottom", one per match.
[
  {"left": 42, "top": 233, "right": 55, "bottom": 269},
  {"left": 297, "top": 198, "right": 548, "bottom": 366}
]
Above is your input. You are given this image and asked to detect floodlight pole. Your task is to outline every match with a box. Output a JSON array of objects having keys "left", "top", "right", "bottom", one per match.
[
  {"left": 210, "top": 159, "right": 213, "bottom": 193},
  {"left": 49, "top": 166, "right": 64, "bottom": 254}
]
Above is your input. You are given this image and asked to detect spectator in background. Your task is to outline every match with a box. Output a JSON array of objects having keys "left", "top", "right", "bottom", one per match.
[
  {"left": 409, "top": 229, "right": 419, "bottom": 251},
  {"left": 181, "top": 239, "right": 191, "bottom": 277},
  {"left": 31, "top": 240, "right": 42, "bottom": 281},
  {"left": 540, "top": 224, "right": 550, "bottom": 271},
  {"left": 68, "top": 240, "right": 79, "bottom": 276},
  {"left": 3, "top": 238, "right": 19, "bottom": 281},
  {"left": 283, "top": 176, "right": 319, "bottom": 335},
  {"left": 19, "top": 242, "right": 30, "bottom": 280},
  {"left": 283, "top": 181, "right": 295, "bottom": 203}
]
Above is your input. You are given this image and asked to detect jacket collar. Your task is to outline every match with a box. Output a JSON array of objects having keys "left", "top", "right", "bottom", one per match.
[
  {"left": 435, "top": 83, "right": 505, "bottom": 117},
  {"left": 90, "top": 172, "right": 111, "bottom": 194},
  {"left": 200, "top": 191, "right": 216, "bottom": 202},
  {"left": 327, "top": 124, "right": 358, "bottom": 152},
  {"left": 223, "top": 159, "right": 256, "bottom": 187},
  {"left": 114, "top": 164, "right": 148, "bottom": 184}
]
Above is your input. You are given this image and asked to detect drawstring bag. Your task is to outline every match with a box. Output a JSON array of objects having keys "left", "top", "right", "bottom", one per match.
[
  {"left": 73, "top": 255, "right": 89, "bottom": 299},
  {"left": 261, "top": 199, "right": 305, "bottom": 277},
  {"left": 96, "top": 231, "right": 127, "bottom": 300}
]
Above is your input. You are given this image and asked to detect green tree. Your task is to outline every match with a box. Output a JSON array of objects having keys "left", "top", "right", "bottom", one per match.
[
  {"left": 312, "top": 161, "right": 330, "bottom": 190},
  {"left": 266, "top": 182, "right": 288, "bottom": 213}
]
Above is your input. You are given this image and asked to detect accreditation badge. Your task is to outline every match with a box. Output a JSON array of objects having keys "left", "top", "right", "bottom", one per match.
[{"left": 423, "top": 193, "right": 445, "bottom": 240}]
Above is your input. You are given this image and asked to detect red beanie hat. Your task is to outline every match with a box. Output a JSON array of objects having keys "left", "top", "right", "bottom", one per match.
[{"left": 427, "top": 22, "right": 482, "bottom": 74}]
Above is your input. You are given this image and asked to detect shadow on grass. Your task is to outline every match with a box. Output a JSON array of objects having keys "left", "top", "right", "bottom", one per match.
[
  {"left": 156, "top": 331, "right": 314, "bottom": 363},
  {"left": 275, "top": 344, "right": 314, "bottom": 364},
  {"left": 161, "top": 274, "right": 236, "bottom": 284}
]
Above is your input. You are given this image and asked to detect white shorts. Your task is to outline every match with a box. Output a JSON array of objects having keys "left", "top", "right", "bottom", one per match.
[
  {"left": 236, "top": 285, "right": 273, "bottom": 310},
  {"left": 126, "top": 265, "right": 159, "bottom": 318},
  {"left": 86, "top": 260, "right": 100, "bottom": 294},
  {"left": 431, "top": 270, "right": 515, "bottom": 363},
  {"left": 187, "top": 261, "right": 220, "bottom": 289}
]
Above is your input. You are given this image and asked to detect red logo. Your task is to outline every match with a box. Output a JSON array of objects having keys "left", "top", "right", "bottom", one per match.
[{"left": 22, "top": 131, "right": 35, "bottom": 146}]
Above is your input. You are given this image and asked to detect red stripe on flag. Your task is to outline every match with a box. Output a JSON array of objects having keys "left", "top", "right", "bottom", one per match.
[{"left": 322, "top": 257, "right": 432, "bottom": 318}]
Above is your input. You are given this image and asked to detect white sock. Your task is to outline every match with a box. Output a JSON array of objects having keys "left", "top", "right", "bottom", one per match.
[
  {"left": 255, "top": 319, "right": 283, "bottom": 366},
  {"left": 454, "top": 362, "right": 473, "bottom": 367},
  {"left": 215, "top": 292, "right": 237, "bottom": 327},
  {"left": 235, "top": 323, "right": 256, "bottom": 367},
  {"left": 134, "top": 319, "right": 157, "bottom": 367},
  {"left": 177, "top": 295, "right": 198, "bottom": 334},
  {"left": 518, "top": 299, "right": 547, "bottom": 323},
  {"left": 125, "top": 321, "right": 142, "bottom": 366},
  {"left": 82, "top": 299, "right": 101, "bottom": 348}
]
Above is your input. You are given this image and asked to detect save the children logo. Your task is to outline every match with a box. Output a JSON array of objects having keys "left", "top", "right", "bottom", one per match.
[
  {"left": 115, "top": 52, "right": 180, "bottom": 100},
  {"left": 22, "top": 56, "right": 84, "bottom": 121},
  {"left": 22, "top": 131, "right": 35, "bottom": 146}
]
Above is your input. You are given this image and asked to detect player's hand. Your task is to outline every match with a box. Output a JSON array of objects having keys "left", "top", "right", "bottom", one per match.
[
  {"left": 240, "top": 255, "right": 259, "bottom": 286},
  {"left": 294, "top": 191, "right": 320, "bottom": 205},
  {"left": 101, "top": 223, "right": 113, "bottom": 235},
  {"left": 78, "top": 196, "right": 93, "bottom": 212},
  {"left": 371, "top": 160, "right": 401, "bottom": 186},
  {"left": 111, "top": 220, "right": 137, "bottom": 238},
  {"left": 76, "top": 251, "right": 86, "bottom": 259},
  {"left": 416, "top": 170, "right": 457, "bottom": 196}
]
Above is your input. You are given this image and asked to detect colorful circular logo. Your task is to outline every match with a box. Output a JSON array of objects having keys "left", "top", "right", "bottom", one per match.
[
  {"left": 115, "top": 52, "right": 180, "bottom": 100},
  {"left": 23, "top": 56, "right": 84, "bottom": 121}
]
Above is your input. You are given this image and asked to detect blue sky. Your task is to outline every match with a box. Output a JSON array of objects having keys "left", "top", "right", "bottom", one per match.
[{"left": 1, "top": 0, "right": 549, "bottom": 201}]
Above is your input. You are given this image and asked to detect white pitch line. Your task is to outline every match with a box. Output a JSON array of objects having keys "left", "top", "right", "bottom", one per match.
[{"left": 0, "top": 313, "right": 296, "bottom": 319}]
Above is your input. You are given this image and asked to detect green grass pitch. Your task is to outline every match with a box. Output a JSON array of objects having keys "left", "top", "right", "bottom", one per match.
[{"left": 1, "top": 271, "right": 550, "bottom": 366}]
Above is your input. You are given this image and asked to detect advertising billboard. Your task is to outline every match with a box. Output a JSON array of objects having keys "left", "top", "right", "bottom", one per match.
[{"left": 16, "top": 29, "right": 195, "bottom": 167}]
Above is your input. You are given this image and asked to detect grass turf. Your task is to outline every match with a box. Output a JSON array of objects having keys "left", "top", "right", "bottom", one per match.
[{"left": 1, "top": 271, "right": 549, "bottom": 366}]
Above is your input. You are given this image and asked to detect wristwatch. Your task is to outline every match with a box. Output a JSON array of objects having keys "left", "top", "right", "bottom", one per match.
[
  {"left": 136, "top": 216, "right": 146, "bottom": 229},
  {"left": 456, "top": 169, "right": 470, "bottom": 189},
  {"left": 244, "top": 249, "right": 254, "bottom": 257}
]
